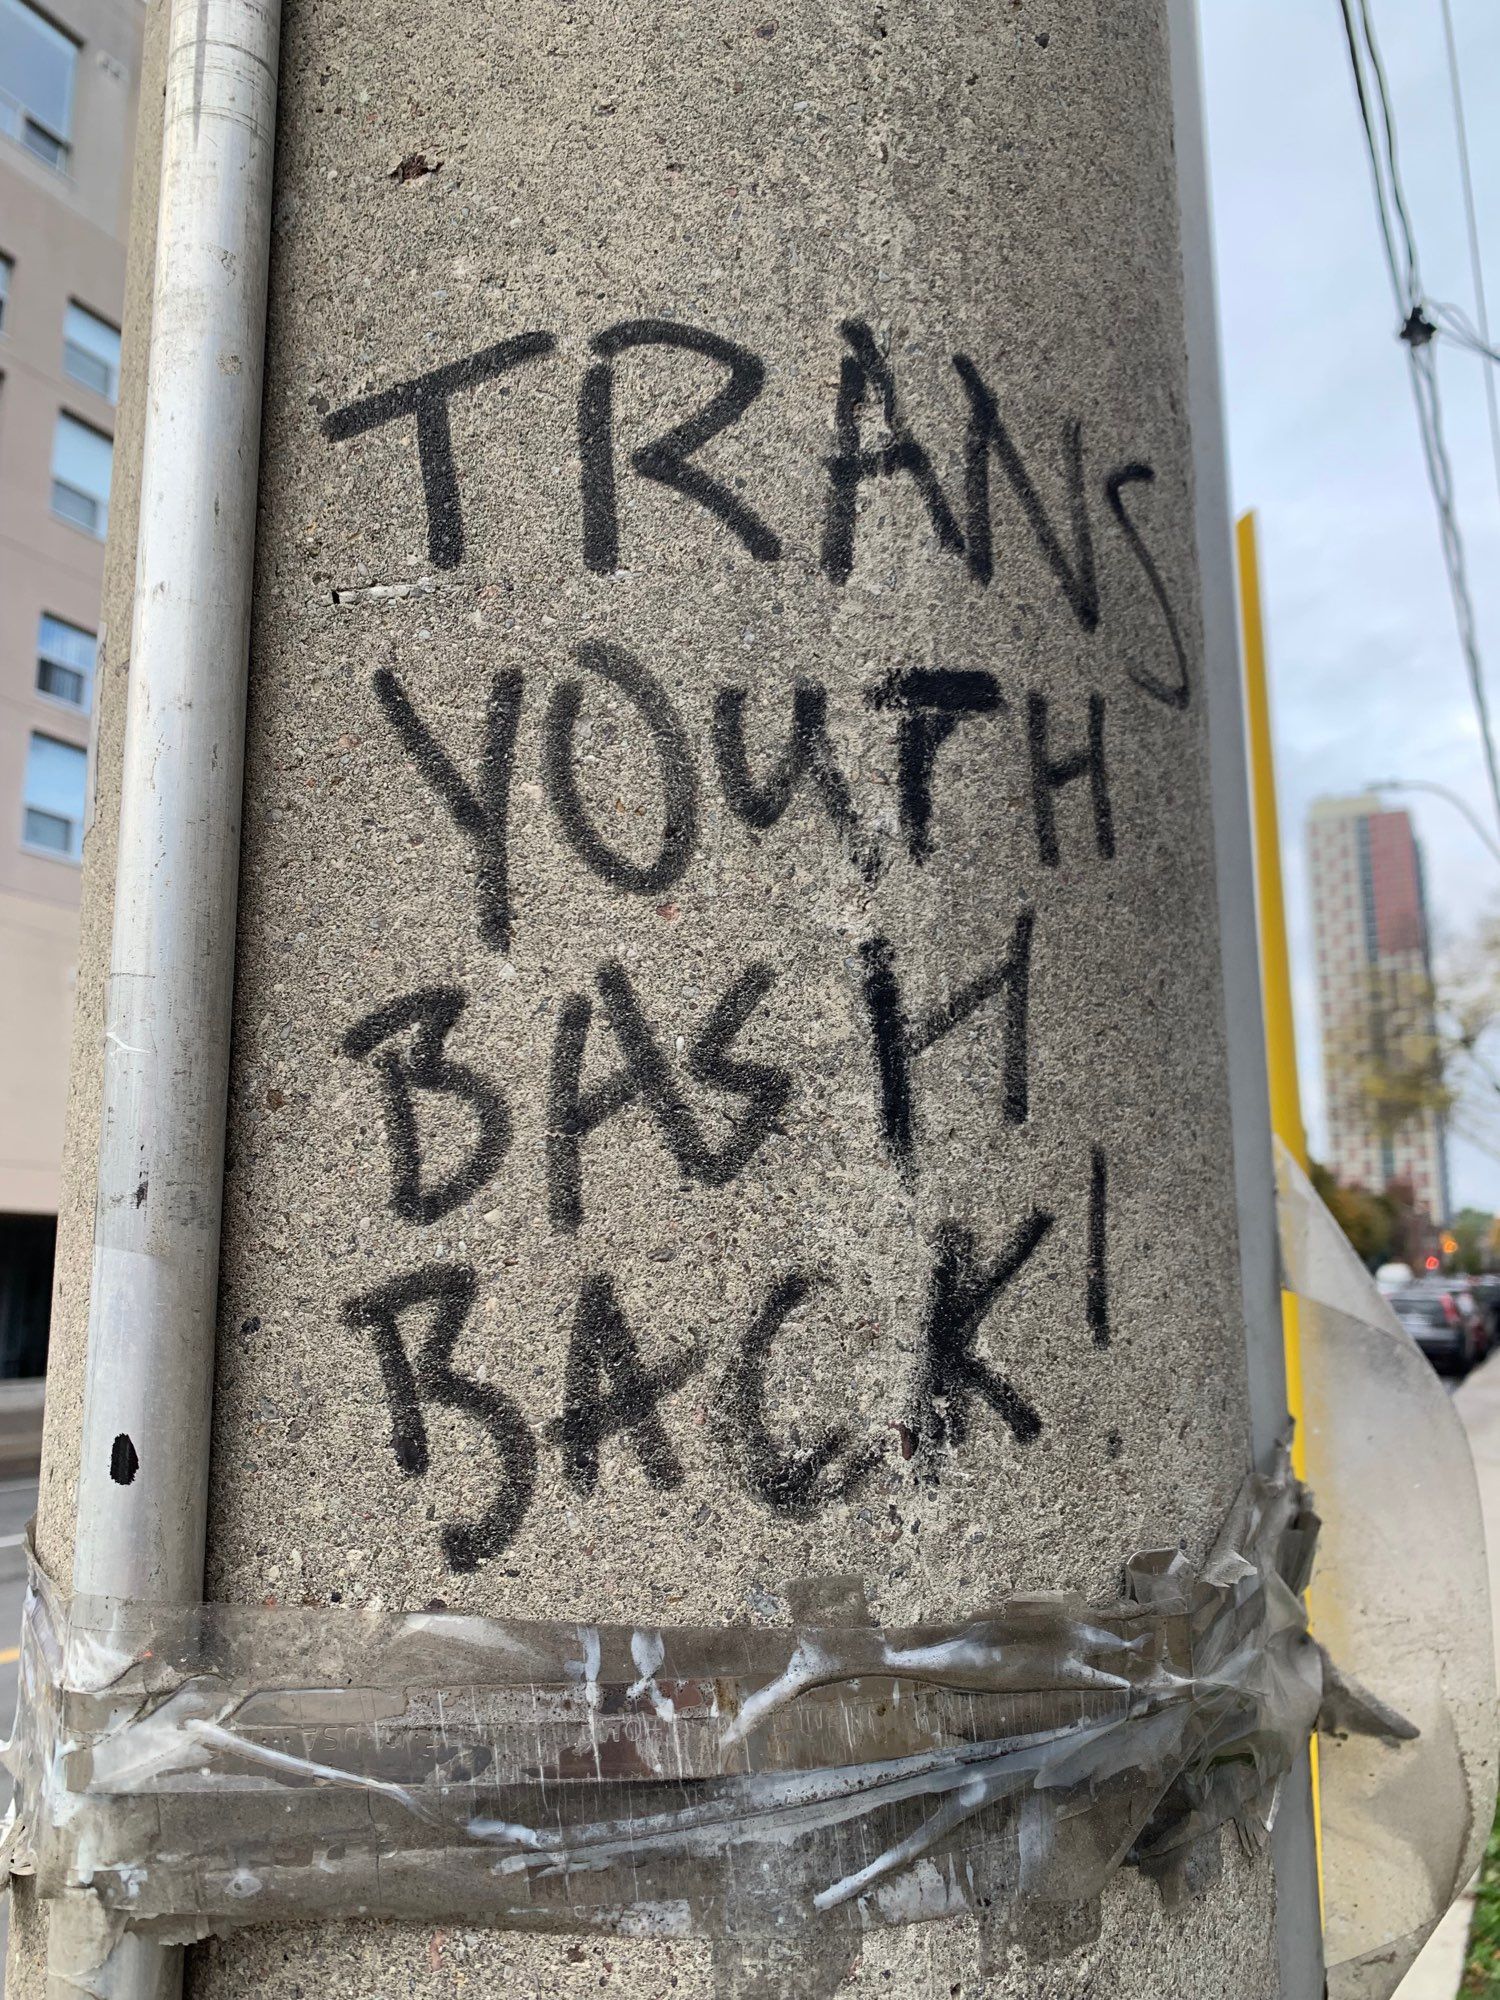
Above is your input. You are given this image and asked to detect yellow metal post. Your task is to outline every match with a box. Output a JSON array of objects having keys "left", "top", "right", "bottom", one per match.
[
  {"left": 1237, "top": 508, "right": 1322, "bottom": 1896},
  {"left": 1238, "top": 510, "right": 1310, "bottom": 1466},
  {"left": 1239, "top": 513, "right": 1309, "bottom": 1177}
]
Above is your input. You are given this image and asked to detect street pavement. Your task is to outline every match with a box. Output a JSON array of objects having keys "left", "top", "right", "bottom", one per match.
[{"left": 1393, "top": 1348, "right": 1500, "bottom": 2000}]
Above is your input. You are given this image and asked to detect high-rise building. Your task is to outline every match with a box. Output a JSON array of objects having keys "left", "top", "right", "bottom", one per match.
[
  {"left": 0, "top": 0, "right": 144, "bottom": 1374},
  {"left": 1308, "top": 792, "right": 1451, "bottom": 1223}
]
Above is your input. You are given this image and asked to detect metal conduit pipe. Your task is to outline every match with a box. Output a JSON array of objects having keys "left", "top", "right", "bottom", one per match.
[
  {"left": 46, "top": 3, "right": 282, "bottom": 1994},
  {"left": 1165, "top": 6, "right": 1323, "bottom": 1984}
]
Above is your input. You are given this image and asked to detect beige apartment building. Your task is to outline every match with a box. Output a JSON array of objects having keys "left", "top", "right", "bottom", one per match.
[
  {"left": 1308, "top": 792, "right": 1450, "bottom": 1226},
  {"left": 0, "top": 0, "right": 143, "bottom": 1373}
]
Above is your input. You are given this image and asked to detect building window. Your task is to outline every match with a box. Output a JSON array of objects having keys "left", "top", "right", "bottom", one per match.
[
  {"left": 0, "top": 0, "right": 76, "bottom": 170},
  {"left": 62, "top": 302, "right": 120, "bottom": 401},
  {"left": 0, "top": 252, "right": 11, "bottom": 333},
  {"left": 0, "top": 1212, "right": 54, "bottom": 1377},
  {"left": 36, "top": 612, "right": 95, "bottom": 709},
  {"left": 22, "top": 731, "right": 86, "bottom": 859},
  {"left": 50, "top": 411, "right": 111, "bottom": 536}
]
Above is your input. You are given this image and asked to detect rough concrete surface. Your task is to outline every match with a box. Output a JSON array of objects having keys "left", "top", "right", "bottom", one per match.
[
  {"left": 23, "top": 0, "right": 1281, "bottom": 1993},
  {"left": 1387, "top": 1344, "right": 1500, "bottom": 2000},
  {"left": 1392, "top": 1887, "right": 1476, "bottom": 2000},
  {"left": 1390, "top": 1348, "right": 1500, "bottom": 2000}
]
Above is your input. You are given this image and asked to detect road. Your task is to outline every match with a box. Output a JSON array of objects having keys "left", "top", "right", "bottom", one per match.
[{"left": 0, "top": 1477, "right": 38, "bottom": 1978}]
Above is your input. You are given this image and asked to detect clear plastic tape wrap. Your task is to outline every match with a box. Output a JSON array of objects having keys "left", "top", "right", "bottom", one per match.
[
  {"left": 5, "top": 1150, "right": 1480, "bottom": 1995},
  {"left": 3, "top": 1446, "right": 1345, "bottom": 1961},
  {"left": 1276, "top": 1141, "right": 1500, "bottom": 2000}
]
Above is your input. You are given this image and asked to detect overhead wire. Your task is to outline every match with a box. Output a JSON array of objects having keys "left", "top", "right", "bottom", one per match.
[
  {"left": 1337, "top": 0, "right": 1404, "bottom": 308},
  {"left": 1356, "top": 0, "right": 1422, "bottom": 295},
  {"left": 1429, "top": 3, "right": 1500, "bottom": 1165},
  {"left": 1437, "top": 0, "right": 1500, "bottom": 521},
  {"left": 1429, "top": 301, "right": 1500, "bottom": 367},
  {"left": 1335, "top": 0, "right": 1500, "bottom": 843}
]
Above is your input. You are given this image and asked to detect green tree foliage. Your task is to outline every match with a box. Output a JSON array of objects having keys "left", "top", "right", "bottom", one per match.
[
  {"left": 1324, "top": 962, "right": 1453, "bottom": 1144},
  {"left": 1309, "top": 1159, "right": 1404, "bottom": 1268},
  {"left": 1450, "top": 1206, "right": 1497, "bottom": 1276}
]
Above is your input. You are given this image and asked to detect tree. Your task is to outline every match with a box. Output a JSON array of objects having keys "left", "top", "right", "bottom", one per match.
[
  {"left": 1429, "top": 917, "right": 1500, "bottom": 1167},
  {"left": 1310, "top": 1158, "right": 1403, "bottom": 1268},
  {"left": 1447, "top": 1206, "right": 1497, "bottom": 1276},
  {"left": 1323, "top": 960, "right": 1452, "bottom": 1150}
]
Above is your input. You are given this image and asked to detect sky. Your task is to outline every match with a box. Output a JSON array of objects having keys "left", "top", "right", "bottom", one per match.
[{"left": 1200, "top": 0, "right": 1500, "bottom": 1211}]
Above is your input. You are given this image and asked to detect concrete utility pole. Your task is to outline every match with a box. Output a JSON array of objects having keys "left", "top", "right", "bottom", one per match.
[{"left": 14, "top": 0, "right": 1319, "bottom": 1995}]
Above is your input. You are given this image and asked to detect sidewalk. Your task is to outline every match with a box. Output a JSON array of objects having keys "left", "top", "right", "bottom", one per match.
[
  {"left": 1392, "top": 1352, "right": 1500, "bottom": 1999},
  {"left": 1395, "top": 1890, "right": 1478, "bottom": 2000}
]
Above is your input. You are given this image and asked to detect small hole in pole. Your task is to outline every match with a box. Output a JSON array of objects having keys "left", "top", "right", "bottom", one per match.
[{"left": 110, "top": 1434, "right": 139, "bottom": 1486}]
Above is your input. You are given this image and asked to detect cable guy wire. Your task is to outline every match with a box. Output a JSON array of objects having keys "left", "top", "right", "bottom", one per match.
[
  {"left": 1336, "top": 0, "right": 1500, "bottom": 841},
  {"left": 1429, "top": 301, "right": 1500, "bottom": 368}
]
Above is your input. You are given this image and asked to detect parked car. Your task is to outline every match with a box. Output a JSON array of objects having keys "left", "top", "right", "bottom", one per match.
[
  {"left": 1447, "top": 1282, "right": 1493, "bottom": 1365},
  {"left": 1390, "top": 1283, "right": 1488, "bottom": 1376},
  {"left": 1465, "top": 1274, "right": 1500, "bottom": 1353}
]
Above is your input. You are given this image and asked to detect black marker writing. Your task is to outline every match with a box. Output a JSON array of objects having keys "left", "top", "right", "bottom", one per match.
[
  {"left": 718, "top": 1270, "right": 880, "bottom": 1516},
  {"left": 546, "top": 993, "right": 638, "bottom": 1235},
  {"left": 580, "top": 320, "right": 781, "bottom": 573},
  {"left": 546, "top": 1273, "right": 703, "bottom": 1495},
  {"left": 859, "top": 906, "right": 1034, "bottom": 1179},
  {"left": 542, "top": 640, "right": 699, "bottom": 895},
  {"left": 954, "top": 354, "right": 1099, "bottom": 626},
  {"left": 1027, "top": 690, "right": 1115, "bottom": 868},
  {"left": 342, "top": 1264, "right": 537, "bottom": 1572},
  {"left": 342, "top": 986, "right": 510, "bottom": 1224},
  {"left": 547, "top": 959, "right": 793, "bottom": 1230},
  {"left": 866, "top": 667, "right": 1004, "bottom": 862},
  {"left": 713, "top": 681, "right": 878, "bottom": 880},
  {"left": 822, "top": 319, "right": 964, "bottom": 585},
  {"left": 372, "top": 668, "right": 523, "bottom": 952},
  {"left": 1104, "top": 464, "right": 1191, "bottom": 709},
  {"left": 323, "top": 334, "right": 555, "bottom": 570},
  {"left": 910, "top": 1215, "right": 1053, "bottom": 1458}
]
